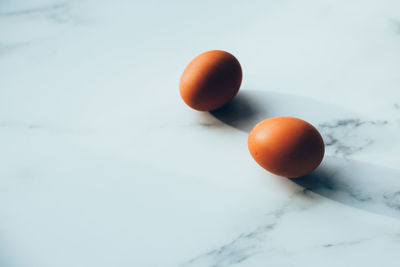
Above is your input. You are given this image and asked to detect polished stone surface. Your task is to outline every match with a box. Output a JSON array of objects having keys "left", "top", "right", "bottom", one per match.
[{"left": 1, "top": 1, "right": 400, "bottom": 266}]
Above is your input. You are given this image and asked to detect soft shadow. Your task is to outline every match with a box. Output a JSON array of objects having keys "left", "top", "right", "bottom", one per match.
[
  {"left": 294, "top": 166, "right": 334, "bottom": 192},
  {"left": 210, "top": 90, "right": 354, "bottom": 133},
  {"left": 293, "top": 156, "right": 400, "bottom": 218},
  {"left": 210, "top": 92, "right": 266, "bottom": 132},
  {"left": 209, "top": 90, "right": 400, "bottom": 219}
]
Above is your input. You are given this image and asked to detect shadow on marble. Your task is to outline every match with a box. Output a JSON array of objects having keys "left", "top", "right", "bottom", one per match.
[
  {"left": 294, "top": 157, "right": 400, "bottom": 218},
  {"left": 210, "top": 90, "right": 400, "bottom": 219},
  {"left": 210, "top": 89, "right": 353, "bottom": 133},
  {"left": 210, "top": 92, "right": 266, "bottom": 132}
]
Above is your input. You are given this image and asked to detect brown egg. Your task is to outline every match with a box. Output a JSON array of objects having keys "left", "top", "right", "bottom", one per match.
[
  {"left": 179, "top": 50, "right": 242, "bottom": 111},
  {"left": 248, "top": 117, "right": 325, "bottom": 178}
]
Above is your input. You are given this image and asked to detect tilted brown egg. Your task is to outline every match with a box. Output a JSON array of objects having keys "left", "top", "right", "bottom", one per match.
[
  {"left": 248, "top": 116, "right": 325, "bottom": 178},
  {"left": 179, "top": 50, "right": 242, "bottom": 111}
]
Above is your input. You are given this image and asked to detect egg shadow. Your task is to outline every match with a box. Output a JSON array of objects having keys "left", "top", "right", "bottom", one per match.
[
  {"left": 294, "top": 157, "right": 400, "bottom": 218},
  {"left": 210, "top": 92, "right": 266, "bottom": 132},
  {"left": 210, "top": 90, "right": 350, "bottom": 132},
  {"left": 209, "top": 90, "right": 400, "bottom": 219}
]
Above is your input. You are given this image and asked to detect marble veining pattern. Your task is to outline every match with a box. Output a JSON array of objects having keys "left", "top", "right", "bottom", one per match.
[{"left": 1, "top": 0, "right": 400, "bottom": 267}]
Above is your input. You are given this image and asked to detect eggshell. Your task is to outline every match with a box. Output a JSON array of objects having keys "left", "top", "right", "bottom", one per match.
[
  {"left": 179, "top": 50, "right": 242, "bottom": 111},
  {"left": 248, "top": 117, "right": 325, "bottom": 178}
]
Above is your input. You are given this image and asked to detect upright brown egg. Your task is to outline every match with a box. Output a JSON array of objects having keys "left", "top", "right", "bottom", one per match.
[
  {"left": 180, "top": 50, "right": 242, "bottom": 111},
  {"left": 248, "top": 117, "right": 325, "bottom": 178}
]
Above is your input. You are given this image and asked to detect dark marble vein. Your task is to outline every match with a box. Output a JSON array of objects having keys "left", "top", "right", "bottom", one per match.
[
  {"left": 318, "top": 119, "right": 388, "bottom": 157},
  {"left": 178, "top": 194, "right": 303, "bottom": 267},
  {"left": 295, "top": 157, "right": 400, "bottom": 218},
  {"left": 383, "top": 191, "right": 400, "bottom": 211},
  {"left": 322, "top": 239, "right": 368, "bottom": 248}
]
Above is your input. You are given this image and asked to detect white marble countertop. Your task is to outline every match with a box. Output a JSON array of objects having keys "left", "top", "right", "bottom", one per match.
[{"left": 1, "top": 0, "right": 400, "bottom": 266}]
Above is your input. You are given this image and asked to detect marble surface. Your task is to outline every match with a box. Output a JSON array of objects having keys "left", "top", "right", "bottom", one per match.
[{"left": 1, "top": 0, "right": 400, "bottom": 266}]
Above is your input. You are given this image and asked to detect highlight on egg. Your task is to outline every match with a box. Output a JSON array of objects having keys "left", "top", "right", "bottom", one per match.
[
  {"left": 179, "top": 50, "right": 242, "bottom": 111},
  {"left": 248, "top": 116, "right": 325, "bottom": 178}
]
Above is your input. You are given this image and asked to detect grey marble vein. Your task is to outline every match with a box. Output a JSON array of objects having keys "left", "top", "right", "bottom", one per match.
[
  {"left": 383, "top": 191, "right": 400, "bottom": 211},
  {"left": 317, "top": 119, "right": 389, "bottom": 158},
  {"left": 178, "top": 194, "right": 304, "bottom": 267},
  {"left": 294, "top": 157, "right": 400, "bottom": 218},
  {"left": 210, "top": 91, "right": 395, "bottom": 161},
  {"left": 391, "top": 19, "right": 400, "bottom": 34},
  {"left": 322, "top": 239, "right": 367, "bottom": 248},
  {"left": 0, "top": 121, "right": 92, "bottom": 136},
  {"left": 0, "top": 2, "right": 79, "bottom": 24},
  {"left": 0, "top": 42, "right": 29, "bottom": 56},
  {"left": 1, "top": 1, "right": 400, "bottom": 266},
  {"left": 0, "top": 121, "right": 40, "bottom": 130}
]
